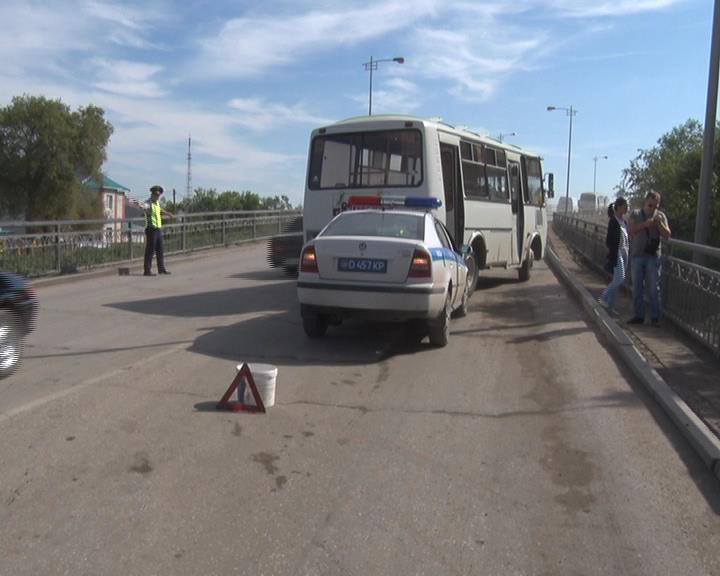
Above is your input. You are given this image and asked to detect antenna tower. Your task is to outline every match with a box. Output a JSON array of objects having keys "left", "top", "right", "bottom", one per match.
[{"left": 186, "top": 135, "right": 192, "bottom": 199}]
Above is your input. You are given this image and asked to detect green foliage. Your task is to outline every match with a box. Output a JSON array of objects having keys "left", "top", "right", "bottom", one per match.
[
  {"left": 0, "top": 95, "right": 113, "bottom": 220},
  {"left": 616, "top": 119, "right": 719, "bottom": 245},
  {"left": 178, "top": 188, "right": 294, "bottom": 212}
]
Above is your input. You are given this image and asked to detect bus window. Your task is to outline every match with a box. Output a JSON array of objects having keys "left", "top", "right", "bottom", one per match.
[
  {"left": 483, "top": 146, "right": 497, "bottom": 165},
  {"left": 440, "top": 144, "right": 456, "bottom": 212},
  {"left": 308, "top": 130, "right": 423, "bottom": 190},
  {"left": 462, "top": 159, "right": 488, "bottom": 199},
  {"left": 460, "top": 141, "right": 472, "bottom": 160},
  {"left": 523, "top": 156, "right": 543, "bottom": 206},
  {"left": 487, "top": 165, "right": 509, "bottom": 202}
]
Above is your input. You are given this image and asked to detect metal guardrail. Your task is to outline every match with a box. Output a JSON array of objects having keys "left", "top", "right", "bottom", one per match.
[
  {"left": 553, "top": 213, "right": 720, "bottom": 356},
  {"left": 0, "top": 210, "right": 302, "bottom": 278}
]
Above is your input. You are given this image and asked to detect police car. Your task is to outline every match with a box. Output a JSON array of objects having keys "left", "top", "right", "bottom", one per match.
[{"left": 297, "top": 196, "right": 473, "bottom": 347}]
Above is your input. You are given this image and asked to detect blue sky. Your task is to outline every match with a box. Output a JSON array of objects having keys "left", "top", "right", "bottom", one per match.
[{"left": 0, "top": 0, "right": 712, "bottom": 206}]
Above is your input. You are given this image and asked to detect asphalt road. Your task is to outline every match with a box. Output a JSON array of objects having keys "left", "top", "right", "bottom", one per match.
[{"left": 1, "top": 243, "right": 719, "bottom": 576}]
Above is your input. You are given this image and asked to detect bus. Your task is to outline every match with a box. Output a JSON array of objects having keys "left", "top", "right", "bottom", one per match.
[{"left": 303, "top": 115, "right": 554, "bottom": 282}]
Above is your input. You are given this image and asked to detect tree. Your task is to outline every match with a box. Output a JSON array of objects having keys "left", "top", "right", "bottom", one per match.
[
  {"left": 178, "top": 188, "right": 294, "bottom": 212},
  {"left": 261, "top": 194, "right": 292, "bottom": 210},
  {"left": 616, "top": 119, "right": 720, "bottom": 246},
  {"left": 0, "top": 95, "right": 113, "bottom": 220}
]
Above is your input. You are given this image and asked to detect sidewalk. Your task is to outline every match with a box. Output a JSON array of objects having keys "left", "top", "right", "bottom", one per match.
[{"left": 549, "top": 227, "right": 720, "bottom": 441}]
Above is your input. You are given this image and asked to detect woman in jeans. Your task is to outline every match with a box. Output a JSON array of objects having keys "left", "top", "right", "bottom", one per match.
[{"left": 599, "top": 197, "right": 629, "bottom": 314}]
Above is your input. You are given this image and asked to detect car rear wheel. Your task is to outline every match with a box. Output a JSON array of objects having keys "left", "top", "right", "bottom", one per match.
[
  {"left": 0, "top": 309, "right": 22, "bottom": 379},
  {"left": 302, "top": 314, "right": 328, "bottom": 338},
  {"left": 428, "top": 290, "right": 451, "bottom": 348}
]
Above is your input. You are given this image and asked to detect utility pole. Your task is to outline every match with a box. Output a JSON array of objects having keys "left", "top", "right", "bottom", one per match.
[
  {"left": 695, "top": 0, "right": 720, "bottom": 253},
  {"left": 186, "top": 135, "right": 192, "bottom": 200},
  {"left": 593, "top": 155, "right": 608, "bottom": 195}
]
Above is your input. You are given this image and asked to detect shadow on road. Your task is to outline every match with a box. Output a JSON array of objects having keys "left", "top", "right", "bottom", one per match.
[{"left": 105, "top": 279, "right": 432, "bottom": 367}]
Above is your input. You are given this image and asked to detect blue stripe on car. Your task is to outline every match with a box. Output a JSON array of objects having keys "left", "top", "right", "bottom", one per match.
[{"left": 429, "top": 247, "right": 467, "bottom": 268}]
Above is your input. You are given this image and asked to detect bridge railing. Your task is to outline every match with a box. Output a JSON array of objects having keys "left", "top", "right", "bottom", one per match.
[
  {"left": 0, "top": 210, "right": 302, "bottom": 278},
  {"left": 553, "top": 213, "right": 720, "bottom": 356}
]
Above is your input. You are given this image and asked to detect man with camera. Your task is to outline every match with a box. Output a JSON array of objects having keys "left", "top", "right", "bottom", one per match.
[{"left": 627, "top": 191, "right": 671, "bottom": 325}]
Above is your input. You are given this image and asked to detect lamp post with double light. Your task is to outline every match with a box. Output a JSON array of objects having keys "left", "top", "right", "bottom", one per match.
[
  {"left": 547, "top": 105, "right": 577, "bottom": 213},
  {"left": 363, "top": 56, "right": 405, "bottom": 116},
  {"left": 593, "top": 155, "right": 608, "bottom": 194}
]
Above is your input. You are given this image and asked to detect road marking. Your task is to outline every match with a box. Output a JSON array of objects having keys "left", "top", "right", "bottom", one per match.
[{"left": 0, "top": 344, "right": 186, "bottom": 426}]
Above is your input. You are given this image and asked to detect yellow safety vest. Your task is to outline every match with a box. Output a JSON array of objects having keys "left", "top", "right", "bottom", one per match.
[{"left": 144, "top": 201, "right": 162, "bottom": 229}]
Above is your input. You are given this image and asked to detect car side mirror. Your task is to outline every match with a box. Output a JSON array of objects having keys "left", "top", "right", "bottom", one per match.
[
  {"left": 547, "top": 173, "right": 555, "bottom": 199},
  {"left": 461, "top": 244, "right": 472, "bottom": 256}
]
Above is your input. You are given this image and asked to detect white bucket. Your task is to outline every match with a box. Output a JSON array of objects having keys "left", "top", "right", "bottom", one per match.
[{"left": 236, "top": 363, "right": 278, "bottom": 408}]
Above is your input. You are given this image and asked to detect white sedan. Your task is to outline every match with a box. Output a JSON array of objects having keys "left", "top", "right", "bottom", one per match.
[{"left": 297, "top": 209, "right": 473, "bottom": 347}]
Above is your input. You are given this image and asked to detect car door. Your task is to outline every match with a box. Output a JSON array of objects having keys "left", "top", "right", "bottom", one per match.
[{"left": 434, "top": 219, "right": 460, "bottom": 307}]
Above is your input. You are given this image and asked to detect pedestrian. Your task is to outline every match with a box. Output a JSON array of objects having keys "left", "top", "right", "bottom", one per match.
[
  {"left": 143, "top": 185, "right": 173, "bottom": 276},
  {"left": 598, "top": 197, "right": 629, "bottom": 315},
  {"left": 627, "top": 191, "right": 671, "bottom": 325}
]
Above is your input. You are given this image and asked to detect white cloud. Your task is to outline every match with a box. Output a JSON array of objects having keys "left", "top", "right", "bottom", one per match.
[
  {"left": 349, "top": 77, "right": 422, "bottom": 113},
  {"left": 92, "top": 59, "right": 166, "bottom": 98},
  {"left": 84, "top": 0, "right": 147, "bottom": 29},
  {"left": 194, "top": 0, "right": 440, "bottom": 78},
  {"left": 547, "top": 0, "right": 684, "bottom": 18},
  {"left": 227, "top": 98, "right": 332, "bottom": 131},
  {"left": 410, "top": 20, "right": 546, "bottom": 102}
]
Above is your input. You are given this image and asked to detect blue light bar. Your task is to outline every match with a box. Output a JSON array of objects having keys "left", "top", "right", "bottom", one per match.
[{"left": 404, "top": 196, "right": 442, "bottom": 209}]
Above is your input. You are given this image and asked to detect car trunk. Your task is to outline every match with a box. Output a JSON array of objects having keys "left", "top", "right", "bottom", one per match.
[{"left": 314, "top": 237, "right": 420, "bottom": 283}]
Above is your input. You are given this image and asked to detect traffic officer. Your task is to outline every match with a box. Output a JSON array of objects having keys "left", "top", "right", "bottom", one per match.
[{"left": 144, "top": 185, "right": 173, "bottom": 276}]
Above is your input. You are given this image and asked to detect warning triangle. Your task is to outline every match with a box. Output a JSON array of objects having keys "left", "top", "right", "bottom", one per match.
[{"left": 216, "top": 363, "right": 266, "bottom": 413}]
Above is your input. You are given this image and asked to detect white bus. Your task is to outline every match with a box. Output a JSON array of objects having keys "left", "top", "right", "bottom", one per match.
[{"left": 303, "top": 115, "right": 554, "bottom": 282}]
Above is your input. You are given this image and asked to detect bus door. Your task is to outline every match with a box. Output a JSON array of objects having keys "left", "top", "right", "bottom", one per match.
[
  {"left": 439, "top": 142, "right": 465, "bottom": 245},
  {"left": 508, "top": 160, "right": 524, "bottom": 264}
]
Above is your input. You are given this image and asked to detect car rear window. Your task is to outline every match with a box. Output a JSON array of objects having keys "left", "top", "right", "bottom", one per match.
[{"left": 321, "top": 212, "right": 425, "bottom": 240}]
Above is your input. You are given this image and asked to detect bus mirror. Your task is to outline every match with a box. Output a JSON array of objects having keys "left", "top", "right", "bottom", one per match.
[{"left": 547, "top": 173, "right": 555, "bottom": 198}]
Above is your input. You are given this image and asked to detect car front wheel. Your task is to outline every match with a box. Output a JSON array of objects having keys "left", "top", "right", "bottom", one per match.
[
  {"left": 0, "top": 309, "right": 23, "bottom": 379},
  {"left": 428, "top": 290, "right": 451, "bottom": 347}
]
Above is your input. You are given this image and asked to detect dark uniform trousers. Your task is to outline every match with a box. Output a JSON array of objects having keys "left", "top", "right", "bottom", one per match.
[{"left": 144, "top": 227, "right": 166, "bottom": 273}]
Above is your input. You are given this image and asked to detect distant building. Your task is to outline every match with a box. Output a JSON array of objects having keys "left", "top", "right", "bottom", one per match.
[{"left": 82, "top": 174, "right": 130, "bottom": 234}]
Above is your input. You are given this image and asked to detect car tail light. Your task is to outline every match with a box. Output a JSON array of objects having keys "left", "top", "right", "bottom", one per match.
[
  {"left": 408, "top": 248, "right": 432, "bottom": 278},
  {"left": 300, "top": 246, "right": 319, "bottom": 273}
]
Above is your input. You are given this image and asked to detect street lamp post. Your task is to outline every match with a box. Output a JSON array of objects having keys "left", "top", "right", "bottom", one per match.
[
  {"left": 363, "top": 56, "right": 405, "bottom": 116},
  {"left": 547, "top": 105, "right": 577, "bottom": 213},
  {"left": 497, "top": 132, "right": 516, "bottom": 142},
  {"left": 593, "top": 155, "right": 608, "bottom": 194}
]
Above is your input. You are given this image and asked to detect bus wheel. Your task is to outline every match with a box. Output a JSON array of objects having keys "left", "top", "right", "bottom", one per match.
[{"left": 518, "top": 250, "right": 534, "bottom": 282}]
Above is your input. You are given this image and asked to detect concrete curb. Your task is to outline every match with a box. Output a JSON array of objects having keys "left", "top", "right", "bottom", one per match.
[
  {"left": 545, "top": 246, "right": 720, "bottom": 482},
  {"left": 30, "top": 238, "right": 268, "bottom": 289}
]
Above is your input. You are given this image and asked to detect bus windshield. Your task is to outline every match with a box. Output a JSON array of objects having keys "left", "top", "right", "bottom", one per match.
[{"left": 308, "top": 129, "right": 423, "bottom": 190}]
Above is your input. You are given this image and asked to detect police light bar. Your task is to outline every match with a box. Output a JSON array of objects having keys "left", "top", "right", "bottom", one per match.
[{"left": 347, "top": 196, "right": 442, "bottom": 209}]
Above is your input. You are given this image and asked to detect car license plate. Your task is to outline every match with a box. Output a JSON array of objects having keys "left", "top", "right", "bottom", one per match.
[{"left": 338, "top": 257, "right": 387, "bottom": 273}]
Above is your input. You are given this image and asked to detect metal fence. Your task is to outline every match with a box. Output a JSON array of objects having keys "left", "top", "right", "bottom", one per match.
[
  {"left": 0, "top": 210, "right": 302, "bottom": 278},
  {"left": 553, "top": 213, "right": 720, "bottom": 356}
]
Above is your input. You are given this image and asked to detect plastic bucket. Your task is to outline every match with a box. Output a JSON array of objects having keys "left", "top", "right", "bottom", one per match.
[{"left": 236, "top": 363, "right": 278, "bottom": 408}]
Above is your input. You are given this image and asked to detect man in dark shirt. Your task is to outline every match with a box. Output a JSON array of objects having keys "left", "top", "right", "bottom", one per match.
[{"left": 627, "top": 191, "right": 671, "bottom": 325}]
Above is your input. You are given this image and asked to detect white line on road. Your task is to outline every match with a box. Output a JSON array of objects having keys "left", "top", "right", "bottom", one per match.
[{"left": 0, "top": 344, "right": 187, "bottom": 426}]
